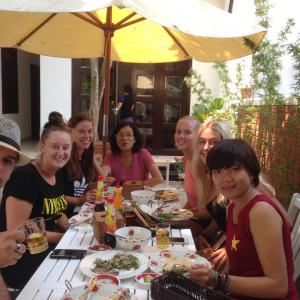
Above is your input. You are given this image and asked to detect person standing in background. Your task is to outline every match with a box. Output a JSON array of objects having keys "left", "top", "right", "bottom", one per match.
[
  {"left": 0, "top": 117, "right": 30, "bottom": 300},
  {"left": 115, "top": 83, "right": 135, "bottom": 123}
]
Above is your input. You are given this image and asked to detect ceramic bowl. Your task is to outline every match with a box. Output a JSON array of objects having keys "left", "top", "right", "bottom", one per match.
[
  {"left": 115, "top": 226, "right": 151, "bottom": 251},
  {"left": 131, "top": 190, "right": 155, "bottom": 205},
  {"left": 135, "top": 272, "right": 161, "bottom": 288}
]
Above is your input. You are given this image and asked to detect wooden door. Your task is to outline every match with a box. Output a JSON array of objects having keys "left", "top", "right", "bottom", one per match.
[{"left": 132, "top": 60, "right": 191, "bottom": 155}]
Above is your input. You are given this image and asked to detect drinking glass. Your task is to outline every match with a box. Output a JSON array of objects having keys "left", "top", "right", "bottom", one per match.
[
  {"left": 156, "top": 223, "right": 170, "bottom": 249},
  {"left": 24, "top": 217, "right": 48, "bottom": 254}
]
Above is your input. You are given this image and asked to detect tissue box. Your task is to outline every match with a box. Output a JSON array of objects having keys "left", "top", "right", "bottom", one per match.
[{"left": 122, "top": 180, "right": 144, "bottom": 200}]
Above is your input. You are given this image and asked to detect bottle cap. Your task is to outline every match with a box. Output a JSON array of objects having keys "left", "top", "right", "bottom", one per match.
[
  {"left": 98, "top": 175, "right": 104, "bottom": 181},
  {"left": 107, "top": 196, "right": 114, "bottom": 203}
]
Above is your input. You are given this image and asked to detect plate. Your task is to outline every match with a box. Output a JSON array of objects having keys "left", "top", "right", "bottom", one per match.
[
  {"left": 148, "top": 251, "right": 210, "bottom": 273},
  {"left": 153, "top": 207, "right": 193, "bottom": 221},
  {"left": 79, "top": 250, "right": 149, "bottom": 279},
  {"left": 69, "top": 213, "right": 92, "bottom": 226},
  {"left": 88, "top": 244, "right": 112, "bottom": 252},
  {"left": 61, "top": 285, "right": 128, "bottom": 300}
]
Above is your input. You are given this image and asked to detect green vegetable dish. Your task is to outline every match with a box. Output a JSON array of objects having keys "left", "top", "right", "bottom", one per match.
[
  {"left": 156, "top": 212, "right": 174, "bottom": 220},
  {"left": 92, "top": 253, "right": 140, "bottom": 274}
]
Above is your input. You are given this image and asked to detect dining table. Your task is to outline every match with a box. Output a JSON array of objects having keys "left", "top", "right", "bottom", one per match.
[{"left": 16, "top": 204, "right": 197, "bottom": 300}]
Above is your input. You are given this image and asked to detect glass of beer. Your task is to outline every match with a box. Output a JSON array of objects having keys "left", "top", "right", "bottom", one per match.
[
  {"left": 24, "top": 217, "right": 48, "bottom": 254},
  {"left": 156, "top": 223, "right": 170, "bottom": 249}
]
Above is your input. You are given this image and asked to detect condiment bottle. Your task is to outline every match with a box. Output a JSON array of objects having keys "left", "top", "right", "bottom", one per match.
[
  {"left": 105, "top": 196, "right": 117, "bottom": 233},
  {"left": 95, "top": 175, "right": 105, "bottom": 202},
  {"left": 114, "top": 182, "right": 123, "bottom": 212}
]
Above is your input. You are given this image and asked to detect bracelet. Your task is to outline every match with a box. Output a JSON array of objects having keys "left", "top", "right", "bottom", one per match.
[
  {"left": 223, "top": 273, "right": 230, "bottom": 294},
  {"left": 214, "top": 271, "right": 222, "bottom": 290}
]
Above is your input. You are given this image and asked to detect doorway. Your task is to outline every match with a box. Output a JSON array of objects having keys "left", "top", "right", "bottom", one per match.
[{"left": 131, "top": 60, "right": 191, "bottom": 155}]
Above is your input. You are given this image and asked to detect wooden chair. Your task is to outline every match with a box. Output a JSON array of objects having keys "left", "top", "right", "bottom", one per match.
[{"left": 287, "top": 193, "right": 300, "bottom": 280}]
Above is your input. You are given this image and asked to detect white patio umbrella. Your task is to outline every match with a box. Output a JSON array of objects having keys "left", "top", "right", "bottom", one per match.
[{"left": 0, "top": 0, "right": 266, "bottom": 156}]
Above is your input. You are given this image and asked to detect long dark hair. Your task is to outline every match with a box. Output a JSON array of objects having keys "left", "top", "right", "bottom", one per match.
[
  {"left": 110, "top": 121, "right": 143, "bottom": 155},
  {"left": 66, "top": 112, "right": 97, "bottom": 181},
  {"left": 206, "top": 139, "right": 260, "bottom": 187}
]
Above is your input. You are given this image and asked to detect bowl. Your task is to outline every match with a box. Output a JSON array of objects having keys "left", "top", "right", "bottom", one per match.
[
  {"left": 90, "top": 273, "right": 120, "bottom": 287},
  {"left": 135, "top": 272, "right": 161, "bottom": 288},
  {"left": 115, "top": 226, "right": 151, "bottom": 251},
  {"left": 131, "top": 190, "right": 156, "bottom": 204}
]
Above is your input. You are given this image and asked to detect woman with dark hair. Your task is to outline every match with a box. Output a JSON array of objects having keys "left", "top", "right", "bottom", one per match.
[
  {"left": 189, "top": 139, "right": 297, "bottom": 300},
  {"left": 0, "top": 114, "right": 72, "bottom": 290},
  {"left": 100, "top": 121, "right": 163, "bottom": 186},
  {"left": 64, "top": 112, "right": 100, "bottom": 216}
]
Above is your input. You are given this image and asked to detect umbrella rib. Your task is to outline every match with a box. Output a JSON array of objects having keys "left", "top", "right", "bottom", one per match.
[
  {"left": 86, "top": 12, "right": 105, "bottom": 28},
  {"left": 117, "top": 17, "right": 146, "bottom": 30},
  {"left": 16, "top": 13, "right": 57, "bottom": 47},
  {"left": 71, "top": 12, "right": 105, "bottom": 30},
  {"left": 163, "top": 26, "right": 190, "bottom": 58},
  {"left": 114, "top": 12, "right": 137, "bottom": 30}
]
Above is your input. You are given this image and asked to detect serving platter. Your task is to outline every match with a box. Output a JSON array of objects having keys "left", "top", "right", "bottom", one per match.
[{"left": 79, "top": 250, "right": 149, "bottom": 279}]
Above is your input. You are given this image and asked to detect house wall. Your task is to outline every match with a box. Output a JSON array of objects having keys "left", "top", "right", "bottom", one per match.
[{"left": 40, "top": 56, "right": 72, "bottom": 127}]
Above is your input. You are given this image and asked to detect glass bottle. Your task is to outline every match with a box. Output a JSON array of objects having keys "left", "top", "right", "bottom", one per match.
[
  {"left": 105, "top": 196, "right": 117, "bottom": 233},
  {"left": 114, "top": 182, "right": 123, "bottom": 212},
  {"left": 95, "top": 175, "right": 104, "bottom": 202}
]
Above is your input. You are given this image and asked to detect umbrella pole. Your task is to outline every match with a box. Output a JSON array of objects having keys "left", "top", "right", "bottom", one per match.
[{"left": 102, "top": 7, "right": 113, "bottom": 160}]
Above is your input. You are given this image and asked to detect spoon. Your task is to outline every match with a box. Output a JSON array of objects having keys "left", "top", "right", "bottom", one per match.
[{"left": 65, "top": 279, "right": 73, "bottom": 291}]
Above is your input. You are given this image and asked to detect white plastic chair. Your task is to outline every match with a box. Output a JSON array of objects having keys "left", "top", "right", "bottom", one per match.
[{"left": 287, "top": 193, "right": 300, "bottom": 280}]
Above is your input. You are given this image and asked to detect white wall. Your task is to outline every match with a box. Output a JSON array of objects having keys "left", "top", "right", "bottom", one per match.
[
  {"left": 227, "top": 0, "right": 300, "bottom": 98},
  {"left": 40, "top": 56, "right": 72, "bottom": 128}
]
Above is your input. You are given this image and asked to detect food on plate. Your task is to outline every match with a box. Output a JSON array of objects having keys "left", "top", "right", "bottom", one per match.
[
  {"left": 162, "top": 256, "right": 191, "bottom": 271},
  {"left": 155, "top": 190, "right": 179, "bottom": 201},
  {"left": 92, "top": 253, "right": 140, "bottom": 274},
  {"left": 112, "top": 288, "right": 130, "bottom": 300},
  {"left": 156, "top": 212, "right": 174, "bottom": 220},
  {"left": 143, "top": 274, "right": 153, "bottom": 283}
]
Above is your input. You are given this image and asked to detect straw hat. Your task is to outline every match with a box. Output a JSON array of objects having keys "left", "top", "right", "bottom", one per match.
[{"left": 0, "top": 117, "right": 30, "bottom": 165}]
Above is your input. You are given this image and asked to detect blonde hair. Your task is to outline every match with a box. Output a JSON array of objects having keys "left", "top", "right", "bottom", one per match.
[
  {"left": 192, "top": 119, "right": 232, "bottom": 207},
  {"left": 198, "top": 119, "right": 232, "bottom": 140},
  {"left": 176, "top": 115, "right": 200, "bottom": 133}
]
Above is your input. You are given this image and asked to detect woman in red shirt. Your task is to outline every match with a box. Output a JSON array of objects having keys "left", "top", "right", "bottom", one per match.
[{"left": 189, "top": 139, "right": 297, "bottom": 300}]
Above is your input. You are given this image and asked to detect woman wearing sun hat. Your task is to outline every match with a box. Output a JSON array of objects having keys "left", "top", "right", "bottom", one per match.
[{"left": 0, "top": 116, "right": 30, "bottom": 299}]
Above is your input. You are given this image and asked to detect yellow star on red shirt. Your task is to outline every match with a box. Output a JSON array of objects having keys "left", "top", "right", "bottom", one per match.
[{"left": 231, "top": 234, "right": 240, "bottom": 251}]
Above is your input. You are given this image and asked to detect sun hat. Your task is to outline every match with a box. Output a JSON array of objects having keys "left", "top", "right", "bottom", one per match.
[{"left": 0, "top": 117, "right": 30, "bottom": 165}]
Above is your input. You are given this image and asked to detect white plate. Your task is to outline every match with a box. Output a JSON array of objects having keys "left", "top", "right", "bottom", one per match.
[
  {"left": 79, "top": 250, "right": 149, "bottom": 279},
  {"left": 153, "top": 207, "right": 193, "bottom": 221},
  {"left": 148, "top": 251, "right": 210, "bottom": 273},
  {"left": 139, "top": 201, "right": 192, "bottom": 221},
  {"left": 69, "top": 213, "right": 92, "bottom": 226}
]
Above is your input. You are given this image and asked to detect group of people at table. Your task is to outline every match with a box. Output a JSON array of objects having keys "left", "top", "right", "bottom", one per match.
[{"left": 0, "top": 111, "right": 297, "bottom": 299}]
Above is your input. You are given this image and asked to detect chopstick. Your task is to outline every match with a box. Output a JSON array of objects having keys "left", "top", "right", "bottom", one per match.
[{"left": 133, "top": 207, "right": 151, "bottom": 229}]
